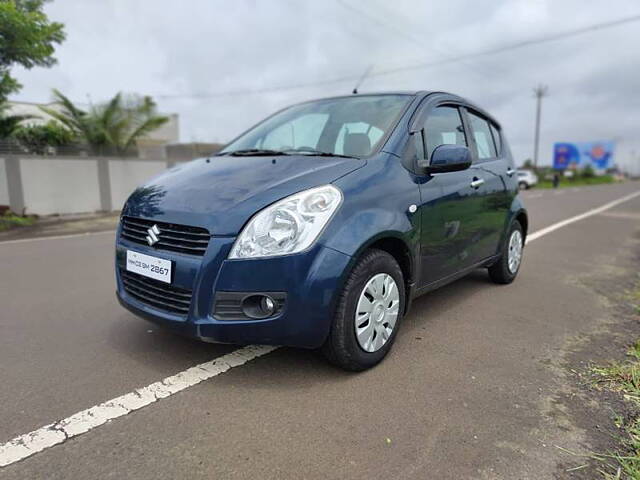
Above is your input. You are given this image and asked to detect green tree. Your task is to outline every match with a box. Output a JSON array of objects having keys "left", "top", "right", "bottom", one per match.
[
  {"left": 522, "top": 158, "right": 534, "bottom": 169},
  {"left": 41, "top": 89, "right": 169, "bottom": 155},
  {"left": 0, "top": 0, "right": 65, "bottom": 102}
]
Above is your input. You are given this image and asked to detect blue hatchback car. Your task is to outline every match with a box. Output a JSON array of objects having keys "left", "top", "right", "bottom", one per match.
[{"left": 116, "top": 91, "right": 527, "bottom": 370}]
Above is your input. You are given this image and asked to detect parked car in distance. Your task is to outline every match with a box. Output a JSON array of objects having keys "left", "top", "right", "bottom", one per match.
[
  {"left": 517, "top": 169, "right": 538, "bottom": 189},
  {"left": 115, "top": 91, "right": 528, "bottom": 371}
]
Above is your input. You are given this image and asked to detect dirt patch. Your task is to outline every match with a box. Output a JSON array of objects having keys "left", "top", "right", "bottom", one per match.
[{"left": 552, "top": 238, "right": 640, "bottom": 478}]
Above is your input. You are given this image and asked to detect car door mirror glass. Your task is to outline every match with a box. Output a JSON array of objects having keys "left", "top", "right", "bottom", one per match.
[{"left": 424, "top": 144, "right": 472, "bottom": 174}]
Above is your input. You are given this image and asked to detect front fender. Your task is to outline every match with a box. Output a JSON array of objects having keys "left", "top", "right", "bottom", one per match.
[
  {"left": 323, "top": 208, "right": 416, "bottom": 258},
  {"left": 319, "top": 152, "right": 422, "bottom": 296},
  {"left": 324, "top": 152, "right": 421, "bottom": 259}
]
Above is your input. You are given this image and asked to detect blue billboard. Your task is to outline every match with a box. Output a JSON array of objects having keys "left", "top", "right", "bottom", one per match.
[{"left": 553, "top": 141, "right": 615, "bottom": 170}]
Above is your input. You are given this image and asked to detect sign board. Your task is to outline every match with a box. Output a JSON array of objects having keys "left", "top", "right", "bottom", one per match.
[{"left": 553, "top": 141, "right": 615, "bottom": 170}]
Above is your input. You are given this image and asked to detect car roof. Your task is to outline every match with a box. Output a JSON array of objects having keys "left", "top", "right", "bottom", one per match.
[
  {"left": 299, "top": 91, "right": 425, "bottom": 102},
  {"left": 310, "top": 91, "right": 500, "bottom": 128},
  {"left": 425, "top": 92, "right": 501, "bottom": 128}
]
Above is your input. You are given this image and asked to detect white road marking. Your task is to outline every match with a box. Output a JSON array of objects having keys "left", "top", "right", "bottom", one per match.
[
  {"left": 526, "top": 190, "right": 640, "bottom": 244},
  {"left": 600, "top": 211, "right": 640, "bottom": 220},
  {"left": 0, "top": 230, "right": 114, "bottom": 245},
  {"left": 0, "top": 345, "right": 277, "bottom": 467},
  {"left": 526, "top": 193, "right": 543, "bottom": 199},
  {"left": 1, "top": 188, "right": 640, "bottom": 468}
]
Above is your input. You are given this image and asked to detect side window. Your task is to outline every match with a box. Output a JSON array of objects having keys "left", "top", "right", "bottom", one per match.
[
  {"left": 467, "top": 111, "right": 497, "bottom": 160},
  {"left": 423, "top": 106, "right": 467, "bottom": 160},
  {"left": 490, "top": 123, "right": 502, "bottom": 156}
]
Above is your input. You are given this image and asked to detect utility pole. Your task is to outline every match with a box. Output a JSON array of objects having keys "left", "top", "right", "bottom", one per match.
[{"left": 532, "top": 84, "right": 548, "bottom": 172}]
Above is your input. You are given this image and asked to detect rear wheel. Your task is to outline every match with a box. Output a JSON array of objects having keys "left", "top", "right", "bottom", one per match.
[
  {"left": 322, "top": 249, "right": 405, "bottom": 371},
  {"left": 488, "top": 220, "right": 524, "bottom": 284}
]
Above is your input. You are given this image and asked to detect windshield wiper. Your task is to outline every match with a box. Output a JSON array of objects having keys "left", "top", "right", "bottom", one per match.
[
  {"left": 220, "top": 149, "right": 291, "bottom": 157},
  {"left": 282, "top": 148, "right": 358, "bottom": 159}
]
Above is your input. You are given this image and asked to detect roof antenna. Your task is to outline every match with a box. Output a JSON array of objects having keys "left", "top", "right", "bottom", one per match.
[{"left": 352, "top": 65, "right": 373, "bottom": 94}]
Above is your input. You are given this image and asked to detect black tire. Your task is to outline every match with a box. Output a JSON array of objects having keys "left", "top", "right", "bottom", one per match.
[
  {"left": 518, "top": 182, "right": 528, "bottom": 190},
  {"left": 322, "top": 249, "right": 405, "bottom": 371},
  {"left": 488, "top": 220, "right": 524, "bottom": 284}
]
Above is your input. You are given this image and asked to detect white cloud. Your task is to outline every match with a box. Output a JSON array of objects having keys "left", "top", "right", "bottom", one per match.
[{"left": 12, "top": 0, "right": 640, "bottom": 173}]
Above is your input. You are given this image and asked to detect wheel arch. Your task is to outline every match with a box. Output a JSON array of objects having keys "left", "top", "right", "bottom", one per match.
[
  {"left": 347, "top": 232, "right": 416, "bottom": 314},
  {"left": 507, "top": 195, "right": 528, "bottom": 243},
  {"left": 515, "top": 209, "right": 528, "bottom": 241}
]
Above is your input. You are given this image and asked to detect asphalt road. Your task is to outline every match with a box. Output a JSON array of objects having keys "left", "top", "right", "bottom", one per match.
[{"left": 1, "top": 182, "right": 640, "bottom": 479}]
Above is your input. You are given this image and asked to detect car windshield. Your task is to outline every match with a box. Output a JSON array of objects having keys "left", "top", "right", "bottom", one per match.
[{"left": 219, "top": 94, "right": 411, "bottom": 158}]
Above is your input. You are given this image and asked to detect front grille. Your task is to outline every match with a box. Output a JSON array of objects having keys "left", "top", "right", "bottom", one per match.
[
  {"left": 120, "top": 269, "right": 192, "bottom": 315},
  {"left": 120, "top": 216, "right": 210, "bottom": 256}
]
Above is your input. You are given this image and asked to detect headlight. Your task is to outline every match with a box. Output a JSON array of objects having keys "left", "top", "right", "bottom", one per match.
[{"left": 229, "top": 185, "right": 343, "bottom": 259}]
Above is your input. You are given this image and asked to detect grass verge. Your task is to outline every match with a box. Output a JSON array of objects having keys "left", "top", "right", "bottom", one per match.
[
  {"left": 0, "top": 212, "right": 37, "bottom": 232},
  {"left": 536, "top": 175, "right": 617, "bottom": 189},
  {"left": 559, "top": 285, "right": 640, "bottom": 478},
  {"left": 590, "top": 339, "right": 640, "bottom": 478}
]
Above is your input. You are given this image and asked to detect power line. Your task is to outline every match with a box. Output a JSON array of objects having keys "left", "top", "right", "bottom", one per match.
[
  {"left": 335, "top": 0, "right": 425, "bottom": 48},
  {"left": 336, "top": 0, "right": 496, "bottom": 81},
  {"left": 371, "top": 13, "right": 640, "bottom": 79},
  {"left": 154, "top": 13, "right": 640, "bottom": 100}
]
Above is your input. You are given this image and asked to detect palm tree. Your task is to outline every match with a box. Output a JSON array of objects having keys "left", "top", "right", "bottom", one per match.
[
  {"left": 39, "top": 90, "right": 100, "bottom": 147},
  {"left": 40, "top": 89, "right": 169, "bottom": 155},
  {"left": 0, "top": 102, "right": 34, "bottom": 138}
]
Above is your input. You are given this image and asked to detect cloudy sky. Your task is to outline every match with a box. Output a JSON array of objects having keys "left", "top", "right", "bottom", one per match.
[{"left": 13, "top": 0, "right": 640, "bottom": 172}]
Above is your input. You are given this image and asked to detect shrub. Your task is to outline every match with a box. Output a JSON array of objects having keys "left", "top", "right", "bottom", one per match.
[
  {"left": 582, "top": 165, "right": 596, "bottom": 178},
  {"left": 13, "top": 121, "right": 76, "bottom": 154}
]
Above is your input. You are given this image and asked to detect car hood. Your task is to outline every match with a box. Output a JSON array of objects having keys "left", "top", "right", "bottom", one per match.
[{"left": 122, "top": 155, "right": 366, "bottom": 235}]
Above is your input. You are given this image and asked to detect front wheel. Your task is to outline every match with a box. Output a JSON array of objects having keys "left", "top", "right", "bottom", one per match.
[
  {"left": 322, "top": 249, "right": 405, "bottom": 371},
  {"left": 488, "top": 220, "right": 524, "bottom": 284}
]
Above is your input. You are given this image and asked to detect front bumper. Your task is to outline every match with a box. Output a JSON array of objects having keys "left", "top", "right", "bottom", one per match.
[{"left": 115, "top": 233, "right": 352, "bottom": 349}]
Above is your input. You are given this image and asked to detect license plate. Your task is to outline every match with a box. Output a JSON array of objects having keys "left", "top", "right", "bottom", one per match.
[{"left": 126, "top": 250, "right": 172, "bottom": 284}]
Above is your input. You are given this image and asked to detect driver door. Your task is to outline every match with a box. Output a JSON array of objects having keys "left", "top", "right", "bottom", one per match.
[{"left": 417, "top": 105, "right": 481, "bottom": 286}]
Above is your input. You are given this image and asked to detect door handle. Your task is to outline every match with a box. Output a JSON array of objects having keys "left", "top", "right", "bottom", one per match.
[
  {"left": 506, "top": 168, "right": 516, "bottom": 177},
  {"left": 470, "top": 178, "right": 485, "bottom": 188}
]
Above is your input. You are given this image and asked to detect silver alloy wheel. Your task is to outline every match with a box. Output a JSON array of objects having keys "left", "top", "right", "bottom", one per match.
[
  {"left": 355, "top": 273, "right": 400, "bottom": 353},
  {"left": 507, "top": 229, "right": 523, "bottom": 274}
]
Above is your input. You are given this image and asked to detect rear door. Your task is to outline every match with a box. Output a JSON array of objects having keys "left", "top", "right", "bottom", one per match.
[{"left": 462, "top": 109, "right": 510, "bottom": 263}]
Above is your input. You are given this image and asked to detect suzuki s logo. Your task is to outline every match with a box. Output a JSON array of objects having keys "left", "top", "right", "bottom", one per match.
[{"left": 146, "top": 224, "right": 160, "bottom": 246}]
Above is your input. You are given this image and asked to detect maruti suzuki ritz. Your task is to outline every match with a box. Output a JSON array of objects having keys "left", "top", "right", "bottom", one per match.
[{"left": 116, "top": 91, "right": 527, "bottom": 371}]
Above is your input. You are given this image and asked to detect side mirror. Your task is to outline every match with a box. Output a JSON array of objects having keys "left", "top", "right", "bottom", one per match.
[{"left": 419, "top": 144, "right": 472, "bottom": 174}]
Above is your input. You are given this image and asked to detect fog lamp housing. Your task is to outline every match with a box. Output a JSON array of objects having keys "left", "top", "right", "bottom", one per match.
[{"left": 212, "top": 292, "right": 286, "bottom": 321}]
